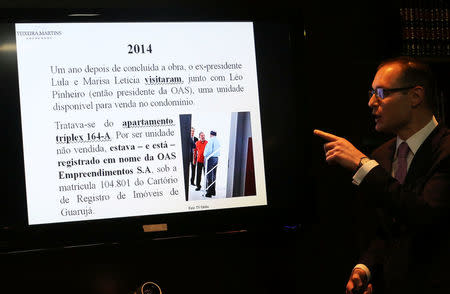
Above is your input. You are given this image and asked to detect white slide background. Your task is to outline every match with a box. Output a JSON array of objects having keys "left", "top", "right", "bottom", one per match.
[{"left": 15, "top": 22, "right": 267, "bottom": 225}]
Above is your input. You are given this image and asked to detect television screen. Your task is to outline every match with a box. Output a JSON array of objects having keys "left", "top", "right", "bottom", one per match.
[{"left": 0, "top": 9, "right": 307, "bottom": 249}]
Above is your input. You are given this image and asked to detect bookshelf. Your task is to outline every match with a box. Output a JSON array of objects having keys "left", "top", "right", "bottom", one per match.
[
  {"left": 399, "top": 0, "right": 449, "bottom": 58},
  {"left": 398, "top": 1, "right": 450, "bottom": 125}
]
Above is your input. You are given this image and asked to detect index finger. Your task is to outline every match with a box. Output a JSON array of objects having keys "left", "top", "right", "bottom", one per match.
[{"left": 313, "top": 129, "right": 340, "bottom": 142}]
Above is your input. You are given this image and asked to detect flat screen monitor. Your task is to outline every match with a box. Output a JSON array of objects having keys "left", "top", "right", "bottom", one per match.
[{"left": 0, "top": 8, "right": 309, "bottom": 249}]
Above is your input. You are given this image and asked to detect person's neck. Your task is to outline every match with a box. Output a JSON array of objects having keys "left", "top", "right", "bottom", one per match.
[{"left": 397, "top": 111, "right": 433, "bottom": 140}]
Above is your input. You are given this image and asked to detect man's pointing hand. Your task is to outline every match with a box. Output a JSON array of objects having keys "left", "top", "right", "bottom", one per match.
[{"left": 314, "top": 129, "right": 367, "bottom": 172}]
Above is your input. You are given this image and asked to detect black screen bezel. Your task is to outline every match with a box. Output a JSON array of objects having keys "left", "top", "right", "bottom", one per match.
[{"left": 0, "top": 8, "right": 310, "bottom": 251}]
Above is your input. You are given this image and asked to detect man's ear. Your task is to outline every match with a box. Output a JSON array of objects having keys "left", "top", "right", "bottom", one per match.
[{"left": 410, "top": 86, "right": 425, "bottom": 108}]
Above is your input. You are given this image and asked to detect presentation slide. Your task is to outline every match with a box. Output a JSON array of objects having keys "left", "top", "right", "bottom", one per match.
[{"left": 15, "top": 22, "right": 267, "bottom": 225}]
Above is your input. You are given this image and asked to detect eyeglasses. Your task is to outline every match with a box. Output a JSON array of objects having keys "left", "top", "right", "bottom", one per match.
[{"left": 368, "top": 86, "right": 415, "bottom": 100}]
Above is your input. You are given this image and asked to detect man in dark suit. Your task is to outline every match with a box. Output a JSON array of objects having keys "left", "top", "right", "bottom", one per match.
[
  {"left": 314, "top": 57, "right": 450, "bottom": 294},
  {"left": 190, "top": 127, "right": 198, "bottom": 186}
]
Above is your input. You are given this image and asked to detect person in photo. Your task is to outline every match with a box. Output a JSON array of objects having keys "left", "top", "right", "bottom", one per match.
[
  {"left": 190, "top": 127, "right": 198, "bottom": 186},
  {"left": 204, "top": 130, "right": 221, "bottom": 197},
  {"left": 194, "top": 131, "right": 208, "bottom": 191}
]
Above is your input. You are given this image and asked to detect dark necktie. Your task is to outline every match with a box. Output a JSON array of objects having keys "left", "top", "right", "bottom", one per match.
[{"left": 395, "top": 142, "right": 409, "bottom": 184}]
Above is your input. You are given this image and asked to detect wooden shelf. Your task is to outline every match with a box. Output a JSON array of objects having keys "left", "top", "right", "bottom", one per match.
[{"left": 415, "top": 56, "right": 450, "bottom": 63}]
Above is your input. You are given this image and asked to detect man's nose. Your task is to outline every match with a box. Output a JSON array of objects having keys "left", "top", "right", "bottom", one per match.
[{"left": 368, "top": 94, "right": 378, "bottom": 108}]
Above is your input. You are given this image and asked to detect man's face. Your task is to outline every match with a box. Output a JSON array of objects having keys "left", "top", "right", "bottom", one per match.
[
  {"left": 191, "top": 128, "right": 195, "bottom": 137},
  {"left": 368, "top": 63, "right": 413, "bottom": 134},
  {"left": 200, "top": 132, "right": 205, "bottom": 141}
]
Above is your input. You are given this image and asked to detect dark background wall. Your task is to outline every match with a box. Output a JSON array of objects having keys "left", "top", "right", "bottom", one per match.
[{"left": 1, "top": 1, "right": 449, "bottom": 293}]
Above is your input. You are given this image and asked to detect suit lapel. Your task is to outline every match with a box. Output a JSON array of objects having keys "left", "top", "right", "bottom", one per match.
[
  {"left": 404, "top": 139, "right": 432, "bottom": 186},
  {"left": 373, "top": 138, "right": 396, "bottom": 173},
  {"left": 404, "top": 124, "right": 446, "bottom": 186}
]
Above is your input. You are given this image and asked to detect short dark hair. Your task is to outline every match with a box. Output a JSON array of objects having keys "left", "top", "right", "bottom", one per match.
[{"left": 378, "top": 56, "right": 435, "bottom": 109}]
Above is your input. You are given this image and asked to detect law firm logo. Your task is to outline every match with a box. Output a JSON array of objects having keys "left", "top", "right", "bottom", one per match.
[{"left": 16, "top": 30, "right": 62, "bottom": 40}]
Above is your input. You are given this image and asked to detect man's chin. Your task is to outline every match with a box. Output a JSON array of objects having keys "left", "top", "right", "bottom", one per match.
[
  {"left": 375, "top": 123, "right": 395, "bottom": 135},
  {"left": 375, "top": 123, "right": 386, "bottom": 133}
]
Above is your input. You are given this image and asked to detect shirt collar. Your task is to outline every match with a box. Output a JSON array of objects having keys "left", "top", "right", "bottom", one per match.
[{"left": 395, "top": 116, "right": 438, "bottom": 156}]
